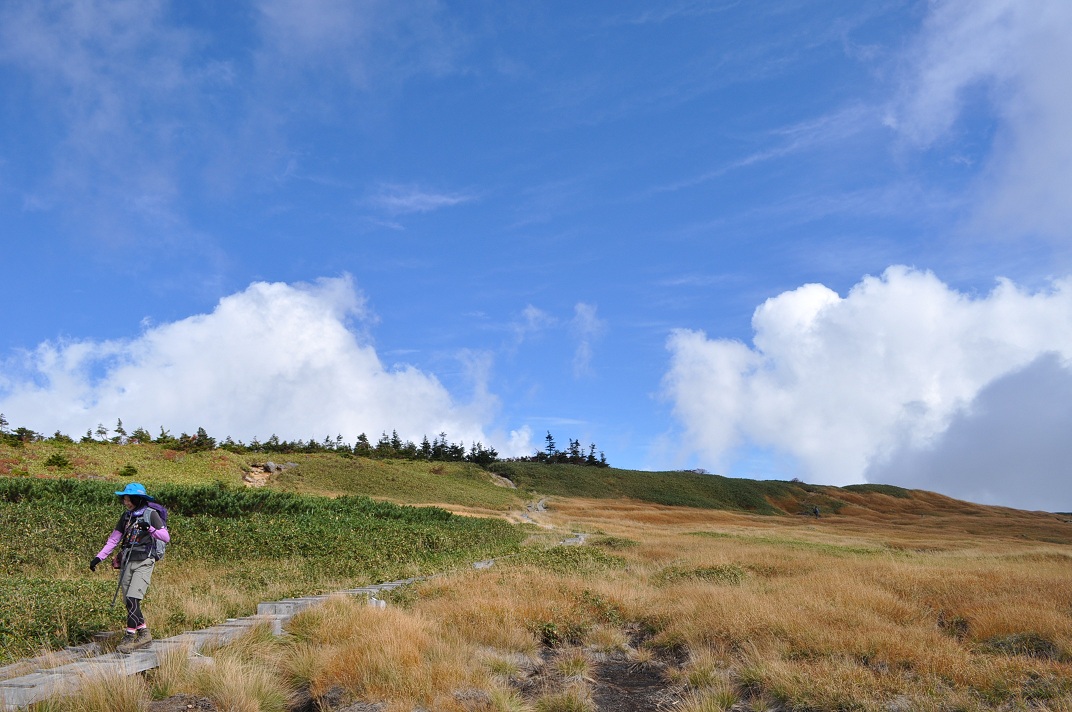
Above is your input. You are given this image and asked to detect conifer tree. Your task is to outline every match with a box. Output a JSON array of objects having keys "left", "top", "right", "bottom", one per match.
[
  {"left": 354, "top": 433, "right": 371, "bottom": 457},
  {"left": 545, "top": 431, "right": 557, "bottom": 457}
]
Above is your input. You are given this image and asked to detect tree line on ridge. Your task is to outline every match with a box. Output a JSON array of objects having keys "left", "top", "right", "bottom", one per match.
[{"left": 0, "top": 414, "right": 609, "bottom": 468}]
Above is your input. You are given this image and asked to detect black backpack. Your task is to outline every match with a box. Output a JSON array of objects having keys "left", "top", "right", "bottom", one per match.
[{"left": 129, "top": 502, "right": 169, "bottom": 560}]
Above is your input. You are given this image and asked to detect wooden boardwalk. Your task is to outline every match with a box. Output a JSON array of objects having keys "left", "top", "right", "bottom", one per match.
[
  {"left": 0, "top": 576, "right": 426, "bottom": 710},
  {"left": 0, "top": 538, "right": 578, "bottom": 710}
]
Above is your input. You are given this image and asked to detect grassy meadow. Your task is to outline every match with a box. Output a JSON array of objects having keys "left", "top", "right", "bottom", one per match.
[
  {"left": 3, "top": 439, "right": 1072, "bottom": 710},
  {"left": 0, "top": 474, "right": 528, "bottom": 664}
]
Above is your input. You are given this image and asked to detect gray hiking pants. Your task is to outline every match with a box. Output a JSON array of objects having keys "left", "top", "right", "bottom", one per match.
[{"left": 120, "top": 556, "right": 156, "bottom": 600}]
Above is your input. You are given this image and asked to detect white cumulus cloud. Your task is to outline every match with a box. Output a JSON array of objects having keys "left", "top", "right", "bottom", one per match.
[
  {"left": 0, "top": 276, "right": 495, "bottom": 448},
  {"left": 868, "top": 353, "right": 1072, "bottom": 511},
  {"left": 662, "top": 266, "right": 1072, "bottom": 509}
]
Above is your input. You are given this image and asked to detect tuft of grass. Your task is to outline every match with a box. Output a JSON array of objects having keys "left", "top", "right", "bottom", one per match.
[
  {"left": 678, "top": 686, "right": 739, "bottom": 712},
  {"left": 534, "top": 686, "right": 595, "bottom": 712},
  {"left": 487, "top": 685, "right": 535, "bottom": 712},
  {"left": 147, "top": 644, "right": 194, "bottom": 699},
  {"left": 46, "top": 671, "right": 149, "bottom": 712},
  {"left": 583, "top": 624, "right": 630, "bottom": 653},
  {"left": 289, "top": 597, "right": 475, "bottom": 705},
  {"left": 192, "top": 653, "right": 292, "bottom": 712},
  {"left": 483, "top": 654, "right": 522, "bottom": 679},
  {"left": 553, "top": 648, "right": 592, "bottom": 681},
  {"left": 628, "top": 645, "right": 657, "bottom": 667},
  {"left": 683, "top": 646, "right": 733, "bottom": 689},
  {"left": 281, "top": 642, "right": 330, "bottom": 691}
]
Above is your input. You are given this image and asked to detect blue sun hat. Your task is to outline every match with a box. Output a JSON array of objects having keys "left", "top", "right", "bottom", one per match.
[{"left": 114, "top": 482, "right": 155, "bottom": 501}]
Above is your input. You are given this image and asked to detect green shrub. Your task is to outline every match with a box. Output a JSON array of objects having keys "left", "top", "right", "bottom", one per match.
[
  {"left": 43, "top": 453, "right": 71, "bottom": 468},
  {"left": 0, "top": 578, "right": 116, "bottom": 653},
  {"left": 488, "top": 462, "right": 792, "bottom": 514},
  {"left": 117, "top": 463, "right": 138, "bottom": 477},
  {"left": 509, "top": 545, "right": 625, "bottom": 575},
  {"left": 982, "top": 632, "right": 1064, "bottom": 661},
  {"left": 841, "top": 483, "right": 912, "bottom": 498},
  {"left": 590, "top": 535, "right": 638, "bottom": 550}
]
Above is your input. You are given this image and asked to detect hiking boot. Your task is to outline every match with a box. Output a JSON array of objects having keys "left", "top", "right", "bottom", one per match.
[
  {"left": 117, "top": 628, "right": 152, "bottom": 654},
  {"left": 115, "top": 631, "right": 137, "bottom": 654}
]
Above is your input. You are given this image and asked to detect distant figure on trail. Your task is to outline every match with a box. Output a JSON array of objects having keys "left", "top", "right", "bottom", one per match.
[
  {"left": 813, "top": 506, "right": 820, "bottom": 518},
  {"left": 90, "top": 483, "right": 170, "bottom": 654}
]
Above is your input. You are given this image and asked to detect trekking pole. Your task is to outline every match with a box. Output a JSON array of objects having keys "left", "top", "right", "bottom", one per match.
[
  {"left": 111, "top": 519, "right": 134, "bottom": 608},
  {"left": 111, "top": 554, "right": 128, "bottom": 608}
]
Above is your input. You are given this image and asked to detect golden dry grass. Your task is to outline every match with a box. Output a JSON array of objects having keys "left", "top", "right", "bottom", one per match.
[
  {"left": 36, "top": 492, "right": 1072, "bottom": 711},
  {"left": 387, "top": 495, "right": 1072, "bottom": 710},
  {"left": 284, "top": 597, "right": 490, "bottom": 711},
  {"left": 31, "top": 670, "right": 148, "bottom": 712}
]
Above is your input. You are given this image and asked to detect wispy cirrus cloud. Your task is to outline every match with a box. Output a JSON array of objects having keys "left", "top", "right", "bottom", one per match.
[
  {"left": 0, "top": 0, "right": 207, "bottom": 244},
  {"left": 254, "top": 0, "right": 464, "bottom": 87},
  {"left": 650, "top": 104, "right": 876, "bottom": 195},
  {"left": 888, "top": 0, "right": 1072, "bottom": 241},
  {"left": 607, "top": 1, "right": 739, "bottom": 27},
  {"left": 504, "top": 302, "right": 605, "bottom": 378},
  {"left": 365, "top": 183, "right": 477, "bottom": 216},
  {"left": 509, "top": 305, "right": 556, "bottom": 348},
  {"left": 571, "top": 303, "right": 606, "bottom": 378}
]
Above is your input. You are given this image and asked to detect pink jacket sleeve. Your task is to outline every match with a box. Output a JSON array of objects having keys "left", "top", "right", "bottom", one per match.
[{"left": 96, "top": 530, "right": 122, "bottom": 560}]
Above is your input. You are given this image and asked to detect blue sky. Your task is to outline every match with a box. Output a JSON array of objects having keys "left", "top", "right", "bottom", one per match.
[{"left": 2, "top": 1, "right": 1072, "bottom": 511}]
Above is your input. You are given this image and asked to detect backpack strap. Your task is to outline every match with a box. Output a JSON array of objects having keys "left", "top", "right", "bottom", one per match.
[{"left": 140, "top": 507, "right": 168, "bottom": 560}]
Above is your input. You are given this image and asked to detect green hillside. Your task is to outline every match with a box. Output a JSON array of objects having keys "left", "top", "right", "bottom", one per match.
[
  {"left": 0, "top": 439, "right": 992, "bottom": 518},
  {"left": 488, "top": 460, "right": 927, "bottom": 517},
  {"left": 0, "top": 440, "right": 525, "bottom": 510}
]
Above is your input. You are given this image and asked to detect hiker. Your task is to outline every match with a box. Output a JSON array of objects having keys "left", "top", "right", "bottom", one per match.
[
  {"left": 89, "top": 483, "right": 170, "bottom": 654},
  {"left": 812, "top": 506, "right": 820, "bottom": 518}
]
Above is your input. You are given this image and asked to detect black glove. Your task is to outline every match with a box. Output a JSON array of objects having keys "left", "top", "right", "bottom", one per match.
[
  {"left": 135, "top": 520, "right": 150, "bottom": 532},
  {"left": 90, "top": 556, "right": 102, "bottom": 571}
]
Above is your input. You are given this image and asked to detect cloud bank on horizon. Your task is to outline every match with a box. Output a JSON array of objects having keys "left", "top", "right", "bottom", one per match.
[
  {"left": 663, "top": 267, "right": 1072, "bottom": 511},
  {"left": 0, "top": 276, "right": 528, "bottom": 456}
]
